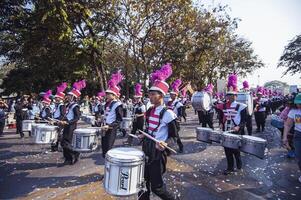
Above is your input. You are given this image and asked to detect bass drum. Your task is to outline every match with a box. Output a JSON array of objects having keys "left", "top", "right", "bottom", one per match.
[
  {"left": 237, "top": 92, "right": 253, "bottom": 115},
  {"left": 191, "top": 91, "right": 211, "bottom": 111}
]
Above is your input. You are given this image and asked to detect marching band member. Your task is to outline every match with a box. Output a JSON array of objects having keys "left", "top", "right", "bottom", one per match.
[
  {"left": 94, "top": 91, "right": 105, "bottom": 126},
  {"left": 39, "top": 90, "right": 53, "bottom": 120},
  {"left": 101, "top": 71, "right": 124, "bottom": 158},
  {"left": 197, "top": 83, "right": 214, "bottom": 129},
  {"left": 216, "top": 74, "right": 247, "bottom": 175},
  {"left": 180, "top": 88, "right": 188, "bottom": 122},
  {"left": 14, "top": 96, "right": 30, "bottom": 138},
  {"left": 51, "top": 83, "right": 67, "bottom": 152},
  {"left": 254, "top": 87, "right": 268, "bottom": 132},
  {"left": 242, "top": 80, "right": 252, "bottom": 135},
  {"left": 138, "top": 63, "right": 179, "bottom": 200},
  {"left": 167, "top": 79, "right": 184, "bottom": 153},
  {"left": 125, "top": 83, "right": 146, "bottom": 146},
  {"left": 59, "top": 80, "right": 85, "bottom": 165},
  {"left": 283, "top": 93, "right": 301, "bottom": 183}
]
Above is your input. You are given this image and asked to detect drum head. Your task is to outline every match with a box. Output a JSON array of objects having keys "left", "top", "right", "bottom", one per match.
[
  {"left": 202, "top": 92, "right": 211, "bottom": 111},
  {"left": 222, "top": 132, "right": 241, "bottom": 138},
  {"left": 242, "top": 135, "right": 266, "bottom": 143},
  {"left": 40, "top": 125, "right": 58, "bottom": 130},
  {"left": 107, "top": 147, "right": 144, "bottom": 162},
  {"left": 74, "top": 128, "right": 97, "bottom": 134},
  {"left": 196, "top": 127, "right": 213, "bottom": 132},
  {"left": 122, "top": 117, "right": 133, "bottom": 121}
]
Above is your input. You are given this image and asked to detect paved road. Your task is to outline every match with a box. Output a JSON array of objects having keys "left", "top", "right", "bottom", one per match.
[{"left": 0, "top": 109, "right": 300, "bottom": 200}]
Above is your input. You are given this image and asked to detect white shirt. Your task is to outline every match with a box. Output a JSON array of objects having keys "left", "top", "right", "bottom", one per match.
[
  {"left": 168, "top": 99, "right": 183, "bottom": 117},
  {"left": 105, "top": 100, "right": 122, "bottom": 124},
  {"left": 147, "top": 105, "right": 177, "bottom": 141},
  {"left": 288, "top": 109, "right": 301, "bottom": 132},
  {"left": 223, "top": 101, "right": 247, "bottom": 130}
]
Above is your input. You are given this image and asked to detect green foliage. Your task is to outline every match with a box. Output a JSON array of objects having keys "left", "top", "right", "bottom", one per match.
[
  {"left": 278, "top": 35, "right": 301, "bottom": 76},
  {"left": 0, "top": 0, "right": 264, "bottom": 96}
]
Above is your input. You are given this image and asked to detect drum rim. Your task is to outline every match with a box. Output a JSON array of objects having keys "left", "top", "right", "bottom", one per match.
[
  {"left": 36, "top": 126, "right": 58, "bottom": 131},
  {"left": 242, "top": 135, "right": 266, "bottom": 143}
]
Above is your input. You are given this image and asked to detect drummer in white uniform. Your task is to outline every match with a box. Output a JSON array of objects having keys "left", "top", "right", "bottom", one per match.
[
  {"left": 125, "top": 83, "right": 146, "bottom": 146},
  {"left": 167, "top": 79, "right": 184, "bottom": 153},
  {"left": 94, "top": 91, "right": 105, "bottom": 126},
  {"left": 39, "top": 90, "right": 53, "bottom": 120},
  {"left": 241, "top": 80, "right": 252, "bottom": 135},
  {"left": 59, "top": 80, "right": 85, "bottom": 165},
  {"left": 198, "top": 83, "right": 215, "bottom": 129},
  {"left": 216, "top": 73, "right": 247, "bottom": 175},
  {"left": 101, "top": 71, "right": 124, "bottom": 158},
  {"left": 254, "top": 87, "right": 268, "bottom": 132},
  {"left": 138, "top": 63, "right": 179, "bottom": 200},
  {"left": 51, "top": 82, "right": 67, "bottom": 152}
]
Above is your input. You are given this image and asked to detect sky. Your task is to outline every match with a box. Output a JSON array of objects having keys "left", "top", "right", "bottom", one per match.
[{"left": 202, "top": 0, "right": 301, "bottom": 87}]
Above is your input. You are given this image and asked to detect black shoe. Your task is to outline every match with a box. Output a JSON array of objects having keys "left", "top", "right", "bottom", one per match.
[
  {"left": 63, "top": 160, "right": 73, "bottom": 165},
  {"left": 256, "top": 129, "right": 260, "bottom": 133},
  {"left": 72, "top": 153, "right": 80, "bottom": 164},
  {"left": 262, "top": 128, "right": 265, "bottom": 132},
  {"left": 178, "top": 146, "right": 184, "bottom": 153},
  {"left": 223, "top": 169, "right": 234, "bottom": 175}
]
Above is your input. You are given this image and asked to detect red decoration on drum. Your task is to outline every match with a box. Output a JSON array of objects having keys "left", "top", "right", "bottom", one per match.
[
  {"left": 170, "top": 79, "right": 182, "bottom": 95},
  {"left": 55, "top": 82, "right": 67, "bottom": 99},
  {"left": 134, "top": 83, "right": 143, "bottom": 98},
  {"left": 69, "top": 80, "right": 86, "bottom": 98},
  {"left": 42, "top": 90, "right": 52, "bottom": 104},
  {"left": 149, "top": 63, "right": 172, "bottom": 95},
  {"left": 106, "top": 70, "right": 123, "bottom": 97}
]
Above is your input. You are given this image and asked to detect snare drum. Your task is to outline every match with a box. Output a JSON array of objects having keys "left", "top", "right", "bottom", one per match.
[
  {"left": 221, "top": 133, "right": 241, "bottom": 149},
  {"left": 31, "top": 123, "right": 47, "bottom": 137},
  {"left": 72, "top": 128, "right": 98, "bottom": 152},
  {"left": 121, "top": 117, "right": 133, "bottom": 130},
  {"left": 104, "top": 147, "right": 145, "bottom": 196},
  {"left": 240, "top": 135, "right": 267, "bottom": 159},
  {"left": 209, "top": 130, "right": 222, "bottom": 143},
  {"left": 85, "top": 115, "right": 95, "bottom": 125},
  {"left": 22, "top": 120, "right": 36, "bottom": 132},
  {"left": 196, "top": 127, "right": 212, "bottom": 143},
  {"left": 35, "top": 125, "right": 58, "bottom": 144}
]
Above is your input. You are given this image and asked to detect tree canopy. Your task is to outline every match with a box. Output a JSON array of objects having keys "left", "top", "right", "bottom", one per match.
[
  {"left": 0, "top": 0, "right": 264, "bottom": 97},
  {"left": 278, "top": 34, "right": 301, "bottom": 77}
]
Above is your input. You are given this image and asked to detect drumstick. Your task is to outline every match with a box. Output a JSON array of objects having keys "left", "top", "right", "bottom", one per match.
[
  {"left": 128, "top": 133, "right": 139, "bottom": 139},
  {"left": 138, "top": 130, "right": 177, "bottom": 154}
]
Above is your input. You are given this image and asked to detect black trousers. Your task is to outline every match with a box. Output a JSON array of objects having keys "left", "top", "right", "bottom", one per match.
[
  {"left": 101, "top": 127, "right": 117, "bottom": 158},
  {"left": 139, "top": 140, "right": 178, "bottom": 200},
  {"left": 224, "top": 147, "right": 242, "bottom": 170},
  {"left": 242, "top": 114, "right": 252, "bottom": 135},
  {"left": 254, "top": 111, "right": 266, "bottom": 131},
  {"left": 197, "top": 111, "right": 214, "bottom": 129},
  {"left": 16, "top": 119, "right": 23, "bottom": 137},
  {"left": 127, "top": 119, "right": 144, "bottom": 144},
  {"left": 0, "top": 120, "right": 5, "bottom": 136},
  {"left": 62, "top": 124, "right": 79, "bottom": 162}
]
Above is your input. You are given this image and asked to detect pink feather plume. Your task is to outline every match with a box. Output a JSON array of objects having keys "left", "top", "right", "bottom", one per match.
[
  {"left": 73, "top": 79, "right": 86, "bottom": 90},
  {"left": 108, "top": 70, "right": 123, "bottom": 88},
  {"left": 227, "top": 73, "right": 237, "bottom": 90},
  {"left": 242, "top": 80, "right": 249, "bottom": 89},
  {"left": 135, "top": 83, "right": 142, "bottom": 94},
  {"left": 56, "top": 82, "right": 67, "bottom": 93},
  {"left": 150, "top": 63, "right": 173, "bottom": 83},
  {"left": 43, "top": 90, "right": 52, "bottom": 99},
  {"left": 171, "top": 79, "right": 182, "bottom": 91},
  {"left": 98, "top": 91, "right": 106, "bottom": 97}
]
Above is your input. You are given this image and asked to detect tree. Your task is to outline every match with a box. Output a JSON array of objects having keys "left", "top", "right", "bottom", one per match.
[{"left": 278, "top": 35, "right": 301, "bottom": 76}]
